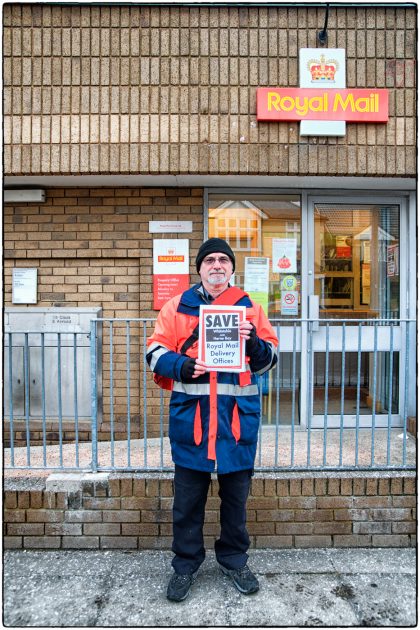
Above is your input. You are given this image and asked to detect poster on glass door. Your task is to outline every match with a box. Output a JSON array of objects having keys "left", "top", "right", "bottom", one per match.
[
  {"left": 272, "top": 238, "right": 297, "bottom": 273},
  {"left": 281, "top": 290, "right": 299, "bottom": 316},
  {"left": 244, "top": 257, "right": 269, "bottom": 313}
]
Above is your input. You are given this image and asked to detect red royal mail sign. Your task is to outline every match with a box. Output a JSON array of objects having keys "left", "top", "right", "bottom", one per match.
[{"left": 256, "top": 88, "right": 388, "bottom": 123}]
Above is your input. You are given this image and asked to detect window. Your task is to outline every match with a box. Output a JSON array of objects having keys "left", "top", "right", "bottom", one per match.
[{"left": 209, "top": 195, "right": 301, "bottom": 318}]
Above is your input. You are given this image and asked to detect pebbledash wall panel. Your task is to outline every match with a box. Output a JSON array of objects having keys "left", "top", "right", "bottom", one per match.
[{"left": 3, "top": 4, "right": 416, "bottom": 177}]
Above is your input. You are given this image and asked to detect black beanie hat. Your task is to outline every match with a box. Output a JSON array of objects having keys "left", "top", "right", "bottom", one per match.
[{"left": 196, "top": 238, "right": 235, "bottom": 272}]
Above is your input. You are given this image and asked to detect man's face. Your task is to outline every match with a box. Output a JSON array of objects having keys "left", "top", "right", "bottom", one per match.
[{"left": 199, "top": 251, "right": 233, "bottom": 289}]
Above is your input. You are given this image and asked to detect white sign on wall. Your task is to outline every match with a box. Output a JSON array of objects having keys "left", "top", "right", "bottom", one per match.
[
  {"left": 152, "top": 239, "right": 190, "bottom": 309},
  {"left": 152, "top": 239, "right": 189, "bottom": 274},
  {"left": 149, "top": 221, "right": 193, "bottom": 233},
  {"left": 12, "top": 268, "right": 38, "bottom": 304},
  {"left": 299, "top": 48, "right": 346, "bottom": 137}
]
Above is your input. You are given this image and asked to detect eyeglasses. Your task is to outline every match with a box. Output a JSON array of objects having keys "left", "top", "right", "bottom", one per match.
[{"left": 202, "top": 256, "right": 232, "bottom": 266}]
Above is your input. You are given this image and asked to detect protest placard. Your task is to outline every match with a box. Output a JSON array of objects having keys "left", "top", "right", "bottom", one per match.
[{"left": 198, "top": 305, "right": 246, "bottom": 372}]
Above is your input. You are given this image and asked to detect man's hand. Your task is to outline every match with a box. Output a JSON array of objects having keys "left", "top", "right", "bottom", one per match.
[
  {"left": 239, "top": 320, "right": 254, "bottom": 340},
  {"left": 192, "top": 358, "right": 208, "bottom": 378},
  {"left": 180, "top": 357, "right": 208, "bottom": 381},
  {"left": 240, "top": 321, "right": 259, "bottom": 354}
]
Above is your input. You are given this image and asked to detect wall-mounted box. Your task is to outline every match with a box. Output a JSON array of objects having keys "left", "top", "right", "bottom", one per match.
[
  {"left": 4, "top": 189, "right": 46, "bottom": 203},
  {"left": 4, "top": 307, "right": 102, "bottom": 422}
]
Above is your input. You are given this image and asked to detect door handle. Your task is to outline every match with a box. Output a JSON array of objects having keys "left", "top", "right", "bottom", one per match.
[{"left": 308, "top": 295, "right": 320, "bottom": 331}]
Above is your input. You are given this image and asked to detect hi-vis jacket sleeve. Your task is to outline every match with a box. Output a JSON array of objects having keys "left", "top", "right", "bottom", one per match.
[
  {"left": 146, "top": 295, "right": 190, "bottom": 382},
  {"left": 246, "top": 301, "right": 279, "bottom": 375}
]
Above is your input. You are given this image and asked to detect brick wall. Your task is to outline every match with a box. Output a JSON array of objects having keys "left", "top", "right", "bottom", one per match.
[
  {"left": 3, "top": 4, "right": 416, "bottom": 177},
  {"left": 4, "top": 187, "right": 203, "bottom": 306},
  {"left": 3, "top": 472, "right": 416, "bottom": 550},
  {"left": 4, "top": 187, "right": 204, "bottom": 444}
]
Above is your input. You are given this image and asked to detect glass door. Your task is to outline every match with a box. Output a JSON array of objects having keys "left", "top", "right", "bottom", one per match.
[
  {"left": 308, "top": 198, "right": 406, "bottom": 428},
  {"left": 208, "top": 193, "right": 302, "bottom": 426}
]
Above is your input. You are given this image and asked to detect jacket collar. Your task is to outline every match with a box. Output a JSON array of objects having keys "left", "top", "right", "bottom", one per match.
[{"left": 178, "top": 283, "right": 206, "bottom": 310}]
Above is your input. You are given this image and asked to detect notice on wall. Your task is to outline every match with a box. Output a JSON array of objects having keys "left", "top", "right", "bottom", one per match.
[
  {"left": 244, "top": 257, "right": 269, "bottom": 314},
  {"left": 272, "top": 238, "right": 297, "bottom": 274},
  {"left": 198, "top": 305, "right": 246, "bottom": 372},
  {"left": 12, "top": 268, "right": 38, "bottom": 304},
  {"left": 153, "top": 239, "right": 190, "bottom": 310}
]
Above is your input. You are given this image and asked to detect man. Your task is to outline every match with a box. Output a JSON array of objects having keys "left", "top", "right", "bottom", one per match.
[{"left": 147, "top": 238, "right": 278, "bottom": 602}]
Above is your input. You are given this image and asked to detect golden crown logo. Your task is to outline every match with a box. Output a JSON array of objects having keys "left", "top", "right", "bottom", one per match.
[{"left": 307, "top": 55, "right": 339, "bottom": 82}]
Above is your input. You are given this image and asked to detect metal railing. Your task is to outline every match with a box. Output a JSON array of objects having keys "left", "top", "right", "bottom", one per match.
[{"left": 3, "top": 318, "right": 416, "bottom": 473}]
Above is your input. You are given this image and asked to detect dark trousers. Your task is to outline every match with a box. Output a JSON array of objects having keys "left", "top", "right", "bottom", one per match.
[{"left": 172, "top": 464, "right": 252, "bottom": 575}]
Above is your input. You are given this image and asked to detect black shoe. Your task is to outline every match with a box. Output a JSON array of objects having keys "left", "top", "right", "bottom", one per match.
[
  {"left": 220, "top": 564, "right": 259, "bottom": 595},
  {"left": 166, "top": 572, "right": 194, "bottom": 602}
]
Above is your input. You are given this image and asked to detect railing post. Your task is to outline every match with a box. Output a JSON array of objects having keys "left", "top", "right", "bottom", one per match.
[
  {"left": 90, "top": 320, "right": 98, "bottom": 473},
  {"left": 306, "top": 319, "right": 314, "bottom": 467}
]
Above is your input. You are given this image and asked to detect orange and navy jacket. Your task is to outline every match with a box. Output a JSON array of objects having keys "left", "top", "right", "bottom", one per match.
[{"left": 146, "top": 283, "right": 278, "bottom": 473}]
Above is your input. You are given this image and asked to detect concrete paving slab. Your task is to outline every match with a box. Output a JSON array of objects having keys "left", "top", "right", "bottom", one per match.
[
  {"left": 93, "top": 550, "right": 169, "bottom": 578},
  {"left": 3, "top": 549, "right": 115, "bottom": 578},
  {"left": 340, "top": 573, "right": 417, "bottom": 627},
  {"left": 328, "top": 547, "right": 417, "bottom": 575},
  {"left": 218, "top": 573, "right": 359, "bottom": 627},
  {"left": 4, "top": 574, "right": 110, "bottom": 627},
  {"left": 3, "top": 548, "right": 416, "bottom": 627},
  {"left": 245, "top": 548, "right": 336, "bottom": 574},
  {"left": 97, "top": 569, "right": 232, "bottom": 627}
]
